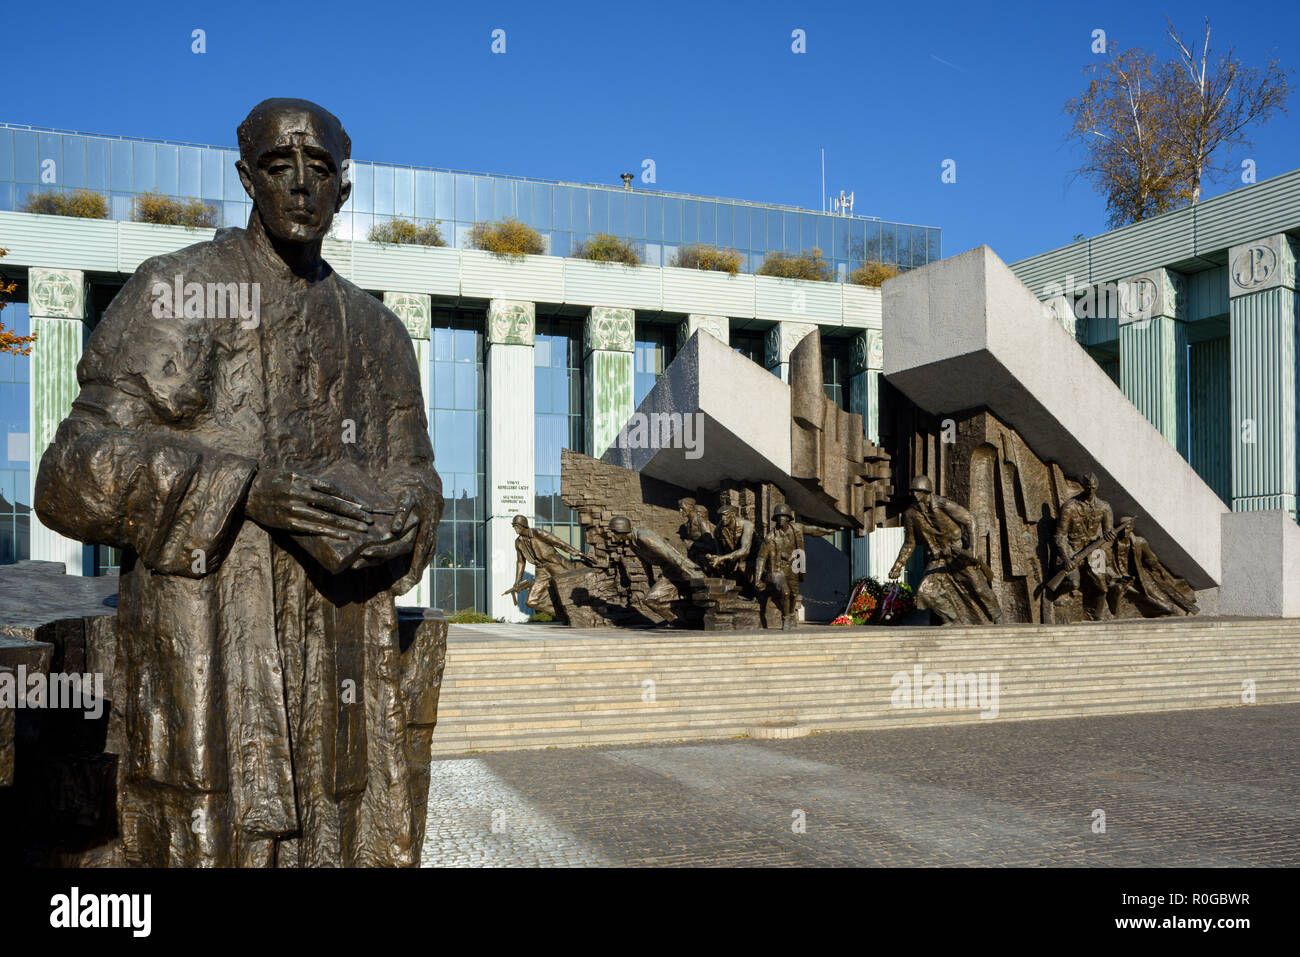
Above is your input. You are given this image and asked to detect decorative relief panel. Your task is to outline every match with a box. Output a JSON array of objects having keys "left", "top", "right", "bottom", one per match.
[
  {"left": 1229, "top": 235, "right": 1297, "bottom": 298},
  {"left": 382, "top": 291, "right": 431, "bottom": 339},
  {"left": 487, "top": 299, "right": 536, "bottom": 346},
  {"left": 28, "top": 268, "right": 85, "bottom": 320},
  {"left": 584, "top": 306, "right": 634, "bottom": 354}
]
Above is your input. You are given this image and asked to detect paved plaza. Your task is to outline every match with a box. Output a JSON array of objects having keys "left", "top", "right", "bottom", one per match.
[{"left": 422, "top": 703, "right": 1300, "bottom": 867}]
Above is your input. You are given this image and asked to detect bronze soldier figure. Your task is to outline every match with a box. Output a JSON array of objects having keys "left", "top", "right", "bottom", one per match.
[
  {"left": 504, "top": 514, "right": 594, "bottom": 617},
  {"left": 606, "top": 515, "right": 704, "bottom": 625},
  {"left": 706, "top": 503, "right": 755, "bottom": 583},
  {"left": 34, "top": 99, "right": 444, "bottom": 867},
  {"left": 1051, "top": 473, "right": 1118, "bottom": 621},
  {"left": 755, "top": 503, "right": 804, "bottom": 630},
  {"left": 889, "top": 476, "right": 1002, "bottom": 625},
  {"left": 1110, "top": 516, "right": 1199, "bottom": 617}
]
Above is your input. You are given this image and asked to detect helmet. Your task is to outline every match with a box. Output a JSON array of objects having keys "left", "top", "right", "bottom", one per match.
[
  {"left": 909, "top": 475, "right": 934, "bottom": 493},
  {"left": 607, "top": 516, "right": 632, "bottom": 534},
  {"left": 511, "top": 514, "right": 529, "bottom": 528},
  {"left": 772, "top": 504, "right": 794, "bottom": 520}
]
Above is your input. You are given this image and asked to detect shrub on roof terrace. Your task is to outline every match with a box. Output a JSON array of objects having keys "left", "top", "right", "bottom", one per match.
[
  {"left": 757, "top": 247, "right": 832, "bottom": 282},
  {"left": 368, "top": 217, "right": 447, "bottom": 247},
  {"left": 671, "top": 244, "right": 744, "bottom": 275},
  {"left": 20, "top": 188, "right": 109, "bottom": 219},
  {"left": 571, "top": 232, "right": 641, "bottom": 265},
  {"left": 849, "top": 260, "right": 900, "bottom": 287},
  {"left": 467, "top": 217, "right": 546, "bottom": 257},
  {"left": 133, "top": 191, "right": 219, "bottom": 228}
]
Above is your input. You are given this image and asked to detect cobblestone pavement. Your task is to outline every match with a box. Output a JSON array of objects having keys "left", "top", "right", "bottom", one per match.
[{"left": 422, "top": 704, "right": 1300, "bottom": 867}]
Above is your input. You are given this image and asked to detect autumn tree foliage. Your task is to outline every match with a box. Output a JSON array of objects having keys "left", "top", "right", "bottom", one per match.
[
  {"left": 0, "top": 249, "right": 37, "bottom": 356},
  {"left": 1066, "top": 18, "right": 1291, "bottom": 227}
]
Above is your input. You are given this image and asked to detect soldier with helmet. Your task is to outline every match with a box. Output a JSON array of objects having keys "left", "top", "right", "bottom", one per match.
[
  {"left": 755, "top": 503, "right": 804, "bottom": 630},
  {"left": 606, "top": 515, "right": 705, "bottom": 625},
  {"left": 889, "top": 475, "right": 1002, "bottom": 625},
  {"left": 504, "top": 514, "right": 595, "bottom": 618}
]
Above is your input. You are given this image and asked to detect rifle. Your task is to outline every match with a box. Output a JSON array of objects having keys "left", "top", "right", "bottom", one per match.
[{"left": 1046, "top": 530, "right": 1115, "bottom": 592}]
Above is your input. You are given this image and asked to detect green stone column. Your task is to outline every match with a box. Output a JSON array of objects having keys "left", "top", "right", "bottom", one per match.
[
  {"left": 675, "top": 314, "right": 729, "bottom": 351},
  {"left": 584, "top": 307, "right": 635, "bottom": 457},
  {"left": 1118, "top": 268, "right": 1189, "bottom": 457},
  {"left": 846, "top": 325, "right": 907, "bottom": 585},
  {"left": 1228, "top": 234, "right": 1299, "bottom": 517},
  {"left": 763, "top": 321, "right": 816, "bottom": 383},
  {"left": 27, "top": 267, "right": 87, "bottom": 574},
  {"left": 383, "top": 291, "right": 433, "bottom": 607},
  {"left": 1189, "top": 335, "right": 1232, "bottom": 504}
]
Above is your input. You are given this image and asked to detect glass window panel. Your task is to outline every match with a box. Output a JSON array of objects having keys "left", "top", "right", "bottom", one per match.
[
  {"left": 456, "top": 175, "right": 475, "bottom": 222},
  {"left": 535, "top": 366, "right": 551, "bottom": 412},
  {"left": 879, "top": 223, "right": 896, "bottom": 264},
  {"left": 645, "top": 244, "right": 661, "bottom": 267},
  {"left": 627, "top": 194, "right": 645, "bottom": 237},
  {"left": 588, "top": 189, "right": 608, "bottom": 233},
  {"left": 0, "top": 182, "right": 12, "bottom": 211},
  {"left": 800, "top": 214, "right": 818, "bottom": 252},
  {"left": 927, "top": 227, "right": 941, "bottom": 263},
  {"left": 608, "top": 191, "right": 627, "bottom": 235},
  {"left": 849, "top": 219, "right": 866, "bottom": 263},
  {"left": 571, "top": 189, "right": 588, "bottom": 232},
  {"left": 201, "top": 148, "right": 224, "bottom": 201},
  {"left": 715, "top": 203, "right": 733, "bottom": 249},
  {"left": 156, "top": 145, "right": 178, "bottom": 196},
  {"left": 553, "top": 368, "right": 569, "bottom": 415},
  {"left": 348, "top": 163, "right": 371, "bottom": 213},
  {"left": 454, "top": 327, "right": 477, "bottom": 363},
  {"left": 644, "top": 195, "right": 663, "bottom": 240},
  {"left": 732, "top": 205, "right": 749, "bottom": 251},
  {"left": 394, "top": 167, "right": 414, "bottom": 217},
  {"left": 13, "top": 132, "right": 37, "bottom": 183},
  {"left": 374, "top": 165, "right": 394, "bottom": 215},
  {"left": 913, "top": 227, "right": 928, "bottom": 266},
  {"left": 698, "top": 201, "right": 715, "bottom": 246},
  {"left": 550, "top": 232, "right": 570, "bottom": 258},
  {"left": 433, "top": 327, "right": 454, "bottom": 362},
  {"left": 0, "top": 130, "right": 12, "bottom": 181},
  {"left": 475, "top": 177, "right": 493, "bottom": 221},
  {"left": 552, "top": 186, "right": 570, "bottom": 229},
  {"left": 817, "top": 214, "right": 833, "bottom": 254},
  {"left": 759, "top": 211, "right": 780, "bottom": 250},
  {"left": 434, "top": 172, "right": 454, "bottom": 221},
  {"left": 132, "top": 141, "right": 156, "bottom": 192},
  {"left": 493, "top": 178, "right": 514, "bottom": 221},
  {"left": 895, "top": 225, "right": 912, "bottom": 268},
  {"left": 223, "top": 201, "right": 246, "bottom": 227},
  {"left": 223, "top": 152, "right": 243, "bottom": 201},
  {"left": 663, "top": 198, "right": 681, "bottom": 243},
  {"left": 179, "top": 147, "right": 201, "bottom": 197},
  {"left": 412, "top": 169, "right": 434, "bottom": 220},
  {"left": 679, "top": 200, "right": 698, "bottom": 244},
  {"left": 434, "top": 362, "right": 454, "bottom": 407},
  {"left": 62, "top": 136, "right": 86, "bottom": 188},
  {"left": 531, "top": 183, "right": 552, "bottom": 229}
]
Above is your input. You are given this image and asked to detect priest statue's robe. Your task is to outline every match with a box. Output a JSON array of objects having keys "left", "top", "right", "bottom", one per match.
[{"left": 34, "top": 226, "right": 445, "bottom": 867}]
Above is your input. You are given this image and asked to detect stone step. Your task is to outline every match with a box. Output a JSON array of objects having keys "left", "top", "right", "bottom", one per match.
[
  {"left": 440, "top": 647, "right": 1300, "bottom": 685},
  {"left": 436, "top": 657, "right": 1300, "bottom": 707},
  {"left": 433, "top": 674, "right": 1300, "bottom": 734},
  {"left": 428, "top": 692, "right": 1300, "bottom": 755}
]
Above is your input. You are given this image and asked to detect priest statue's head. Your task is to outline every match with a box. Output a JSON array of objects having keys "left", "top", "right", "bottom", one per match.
[{"left": 235, "top": 98, "right": 352, "bottom": 256}]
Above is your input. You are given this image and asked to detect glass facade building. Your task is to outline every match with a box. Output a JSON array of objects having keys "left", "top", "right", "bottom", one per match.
[
  {"left": 0, "top": 124, "right": 940, "bottom": 280},
  {"left": 0, "top": 121, "right": 942, "bottom": 613}
]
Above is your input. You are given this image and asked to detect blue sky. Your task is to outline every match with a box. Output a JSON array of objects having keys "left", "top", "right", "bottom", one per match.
[{"left": 6, "top": 0, "right": 1298, "bottom": 262}]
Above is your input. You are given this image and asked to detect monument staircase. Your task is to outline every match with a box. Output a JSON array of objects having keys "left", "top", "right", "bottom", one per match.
[{"left": 428, "top": 618, "right": 1300, "bottom": 755}]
